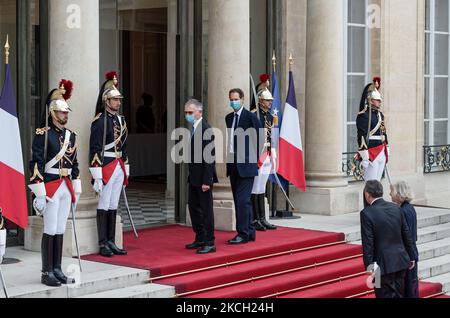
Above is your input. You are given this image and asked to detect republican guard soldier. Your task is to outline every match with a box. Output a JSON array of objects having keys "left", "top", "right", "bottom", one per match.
[
  {"left": 28, "top": 80, "right": 81, "bottom": 287},
  {"left": 89, "top": 72, "right": 129, "bottom": 258},
  {"left": 251, "top": 89, "right": 277, "bottom": 231},
  {"left": 356, "top": 89, "right": 390, "bottom": 182}
]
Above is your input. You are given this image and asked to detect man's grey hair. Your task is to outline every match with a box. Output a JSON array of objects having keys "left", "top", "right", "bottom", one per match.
[
  {"left": 364, "top": 180, "right": 384, "bottom": 199},
  {"left": 185, "top": 99, "right": 203, "bottom": 112}
]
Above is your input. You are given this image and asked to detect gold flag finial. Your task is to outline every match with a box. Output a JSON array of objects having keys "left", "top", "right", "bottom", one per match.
[
  {"left": 272, "top": 50, "right": 277, "bottom": 72},
  {"left": 289, "top": 53, "right": 294, "bottom": 71},
  {"left": 5, "top": 35, "right": 10, "bottom": 65}
]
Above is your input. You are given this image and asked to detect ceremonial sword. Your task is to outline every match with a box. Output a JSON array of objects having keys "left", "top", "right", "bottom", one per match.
[
  {"left": 0, "top": 265, "right": 8, "bottom": 298},
  {"left": 71, "top": 201, "right": 82, "bottom": 272},
  {"left": 100, "top": 110, "right": 138, "bottom": 239},
  {"left": 250, "top": 74, "right": 261, "bottom": 120},
  {"left": 121, "top": 186, "right": 139, "bottom": 239},
  {"left": 0, "top": 215, "right": 8, "bottom": 298}
]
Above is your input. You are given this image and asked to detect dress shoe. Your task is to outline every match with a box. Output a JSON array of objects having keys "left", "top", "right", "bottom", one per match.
[
  {"left": 186, "top": 242, "right": 205, "bottom": 250},
  {"left": 99, "top": 245, "right": 114, "bottom": 257},
  {"left": 249, "top": 235, "right": 256, "bottom": 242},
  {"left": 260, "top": 219, "right": 277, "bottom": 230},
  {"left": 228, "top": 236, "right": 249, "bottom": 245},
  {"left": 253, "top": 220, "right": 266, "bottom": 232},
  {"left": 41, "top": 272, "right": 62, "bottom": 287},
  {"left": 107, "top": 241, "right": 128, "bottom": 255},
  {"left": 197, "top": 246, "right": 217, "bottom": 254}
]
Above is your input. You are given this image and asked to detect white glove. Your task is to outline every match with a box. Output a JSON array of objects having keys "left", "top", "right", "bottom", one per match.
[
  {"left": 125, "top": 164, "right": 130, "bottom": 178},
  {"left": 75, "top": 194, "right": 81, "bottom": 206},
  {"left": 93, "top": 179, "right": 103, "bottom": 194},
  {"left": 270, "top": 148, "right": 278, "bottom": 173},
  {"left": 362, "top": 160, "right": 370, "bottom": 170},
  {"left": 33, "top": 196, "right": 47, "bottom": 216},
  {"left": 0, "top": 229, "right": 6, "bottom": 264}
]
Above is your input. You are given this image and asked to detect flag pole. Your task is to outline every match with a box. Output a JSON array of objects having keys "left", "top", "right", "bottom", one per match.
[
  {"left": 5, "top": 35, "right": 9, "bottom": 65},
  {"left": 272, "top": 50, "right": 277, "bottom": 72},
  {"left": 284, "top": 53, "right": 294, "bottom": 212},
  {"left": 0, "top": 35, "right": 10, "bottom": 299},
  {"left": 289, "top": 53, "right": 294, "bottom": 71},
  {"left": 271, "top": 52, "right": 297, "bottom": 216},
  {"left": 271, "top": 51, "right": 277, "bottom": 217}
]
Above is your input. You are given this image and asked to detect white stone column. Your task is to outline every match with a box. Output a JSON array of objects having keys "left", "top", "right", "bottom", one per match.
[
  {"left": 166, "top": 0, "right": 177, "bottom": 208},
  {"left": 25, "top": 0, "right": 120, "bottom": 256},
  {"left": 379, "top": 0, "right": 430, "bottom": 203},
  {"left": 207, "top": 0, "right": 250, "bottom": 230},
  {"left": 290, "top": 0, "right": 359, "bottom": 215}
]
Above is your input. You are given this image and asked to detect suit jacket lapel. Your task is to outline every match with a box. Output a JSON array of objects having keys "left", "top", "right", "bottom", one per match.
[{"left": 238, "top": 109, "right": 246, "bottom": 129}]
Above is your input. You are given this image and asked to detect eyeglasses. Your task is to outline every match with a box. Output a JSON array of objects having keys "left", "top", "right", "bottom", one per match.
[{"left": 185, "top": 111, "right": 194, "bottom": 115}]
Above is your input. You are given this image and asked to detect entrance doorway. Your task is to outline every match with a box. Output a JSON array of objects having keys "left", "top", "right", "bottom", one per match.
[{"left": 100, "top": 0, "right": 177, "bottom": 228}]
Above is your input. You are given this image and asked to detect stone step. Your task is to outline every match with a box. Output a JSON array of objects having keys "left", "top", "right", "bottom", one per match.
[
  {"left": 419, "top": 254, "right": 450, "bottom": 280},
  {"left": 351, "top": 222, "right": 450, "bottom": 246},
  {"left": 354, "top": 237, "right": 450, "bottom": 262},
  {"left": 417, "top": 223, "right": 450, "bottom": 245},
  {"left": 66, "top": 265, "right": 151, "bottom": 298},
  {"left": 344, "top": 210, "right": 450, "bottom": 243},
  {"left": 425, "top": 272, "right": 450, "bottom": 293},
  {"left": 1, "top": 248, "right": 151, "bottom": 298},
  {"left": 78, "top": 283, "right": 175, "bottom": 298},
  {"left": 416, "top": 210, "right": 450, "bottom": 229},
  {"left": 9, "top": 266, "right": 151, "bottom": 299},
  {"left": 419, "top": 237, "right": 450, "bottom": 261}
]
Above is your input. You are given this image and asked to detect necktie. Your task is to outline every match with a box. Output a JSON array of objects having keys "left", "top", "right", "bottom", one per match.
[
  {"left": 233, "top": 114, "right": 239, "bottom": 131},
  {"left": 230, "top": 113, "right": 239, "bottom": 155}
]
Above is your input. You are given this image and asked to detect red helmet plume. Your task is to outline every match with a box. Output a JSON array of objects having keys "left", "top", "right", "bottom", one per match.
[
  {"left": 105, "top": 71, "right": 119, "bottom": 88},
  {"left": 59, "top": 79, "right": 73, "bottom": 101}
]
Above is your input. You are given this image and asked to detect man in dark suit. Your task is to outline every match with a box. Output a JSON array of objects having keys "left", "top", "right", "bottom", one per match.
[
  {"left": 185, "top": 99, "right": 218, "bottom": 254},
  {"left": 360, "top": 180, "right": 416, "bottom": 298},
  {"left": 226, "top": 88, "right": 263, "bottom": 245}
]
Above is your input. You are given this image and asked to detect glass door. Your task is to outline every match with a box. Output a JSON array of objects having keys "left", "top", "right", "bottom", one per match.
[{"left": 100, "top": 0, "right": 188, "bottom": 227}]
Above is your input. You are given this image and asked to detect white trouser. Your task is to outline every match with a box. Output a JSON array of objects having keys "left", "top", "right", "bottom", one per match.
[
  {"left": 252, "top": 155, "right": 272, "bottom": 195},
  {"left": 98, "top": 163, "right": 124, "bottom": 211},
  {"left": 0, "top": 229, "right": 6, "bottom": 264},
  {"left": 364, "top": 149, "right": 387, "bottom": 182},
  {"left": 43, "top": 181, "right": 72, "bottom": 236}
]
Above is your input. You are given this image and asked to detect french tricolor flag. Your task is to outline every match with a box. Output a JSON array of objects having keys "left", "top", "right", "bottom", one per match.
[
  {"left": 278, "top": 71, "right": 306, "bottom": 192},
  {"left": 0, "top": 63, "right": 28, "bottom": 229}
]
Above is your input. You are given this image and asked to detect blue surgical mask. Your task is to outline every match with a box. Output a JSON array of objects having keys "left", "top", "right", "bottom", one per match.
[
  {"left": 185, "top": 114, "right": 195, "bottom": 124},
  {"left": 230, "top": 100, "right": 241, "bottom": 111}
]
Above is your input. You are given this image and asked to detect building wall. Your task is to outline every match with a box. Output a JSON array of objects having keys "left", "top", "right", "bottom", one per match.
[
  {"left": 279, "top": 0, "right": 450, "bottom": 214},
  {"left": 16, "top": 0, "right": 450, "bottom": 224}
]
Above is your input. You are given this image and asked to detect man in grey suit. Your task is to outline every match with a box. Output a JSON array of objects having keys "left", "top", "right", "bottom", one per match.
[{"left": 361, "top": 180, "right": 416, "bottom": 298}]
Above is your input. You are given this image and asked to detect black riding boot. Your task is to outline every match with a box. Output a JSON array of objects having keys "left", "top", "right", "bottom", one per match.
[
  {"left": 107, "top": 210, "right": 127, "bottom": 255},
  {"left": 258, "top": 194, "right": 277, "bottom": 230},
  {"left": 53, "top": 234, "right": 75, "bottom": 284},
  {"left": 252, "top": 194, "right": 266, "bottom": 231},
  {"left": 41, "top": 234, "right": 62, "bottom": 287},
  {"left": 97, "top": 210, "right": 114, "bottom": 257}
]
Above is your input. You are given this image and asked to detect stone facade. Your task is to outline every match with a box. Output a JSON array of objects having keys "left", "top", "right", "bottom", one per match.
[{"left": 22, "top": 0, "right": 450, "bottom": 251}]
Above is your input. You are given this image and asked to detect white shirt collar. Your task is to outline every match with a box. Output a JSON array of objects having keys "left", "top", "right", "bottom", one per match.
[
  {"left": 234, "top": 106, "right": 244, "bottom": 117},
  {"left": 371, "top": 197, "right": 383, "bottom": 205},
  {"left": 193, "top": 117, "right": 203, "bottom": 132}
]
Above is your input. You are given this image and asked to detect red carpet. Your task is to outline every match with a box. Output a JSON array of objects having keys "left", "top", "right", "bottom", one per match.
[
  {"left": 83, "top": 225, "right": 344, "bottom": 277},
  {"left": 83, "top": 225, "right": 447, "bottom": 298}
]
